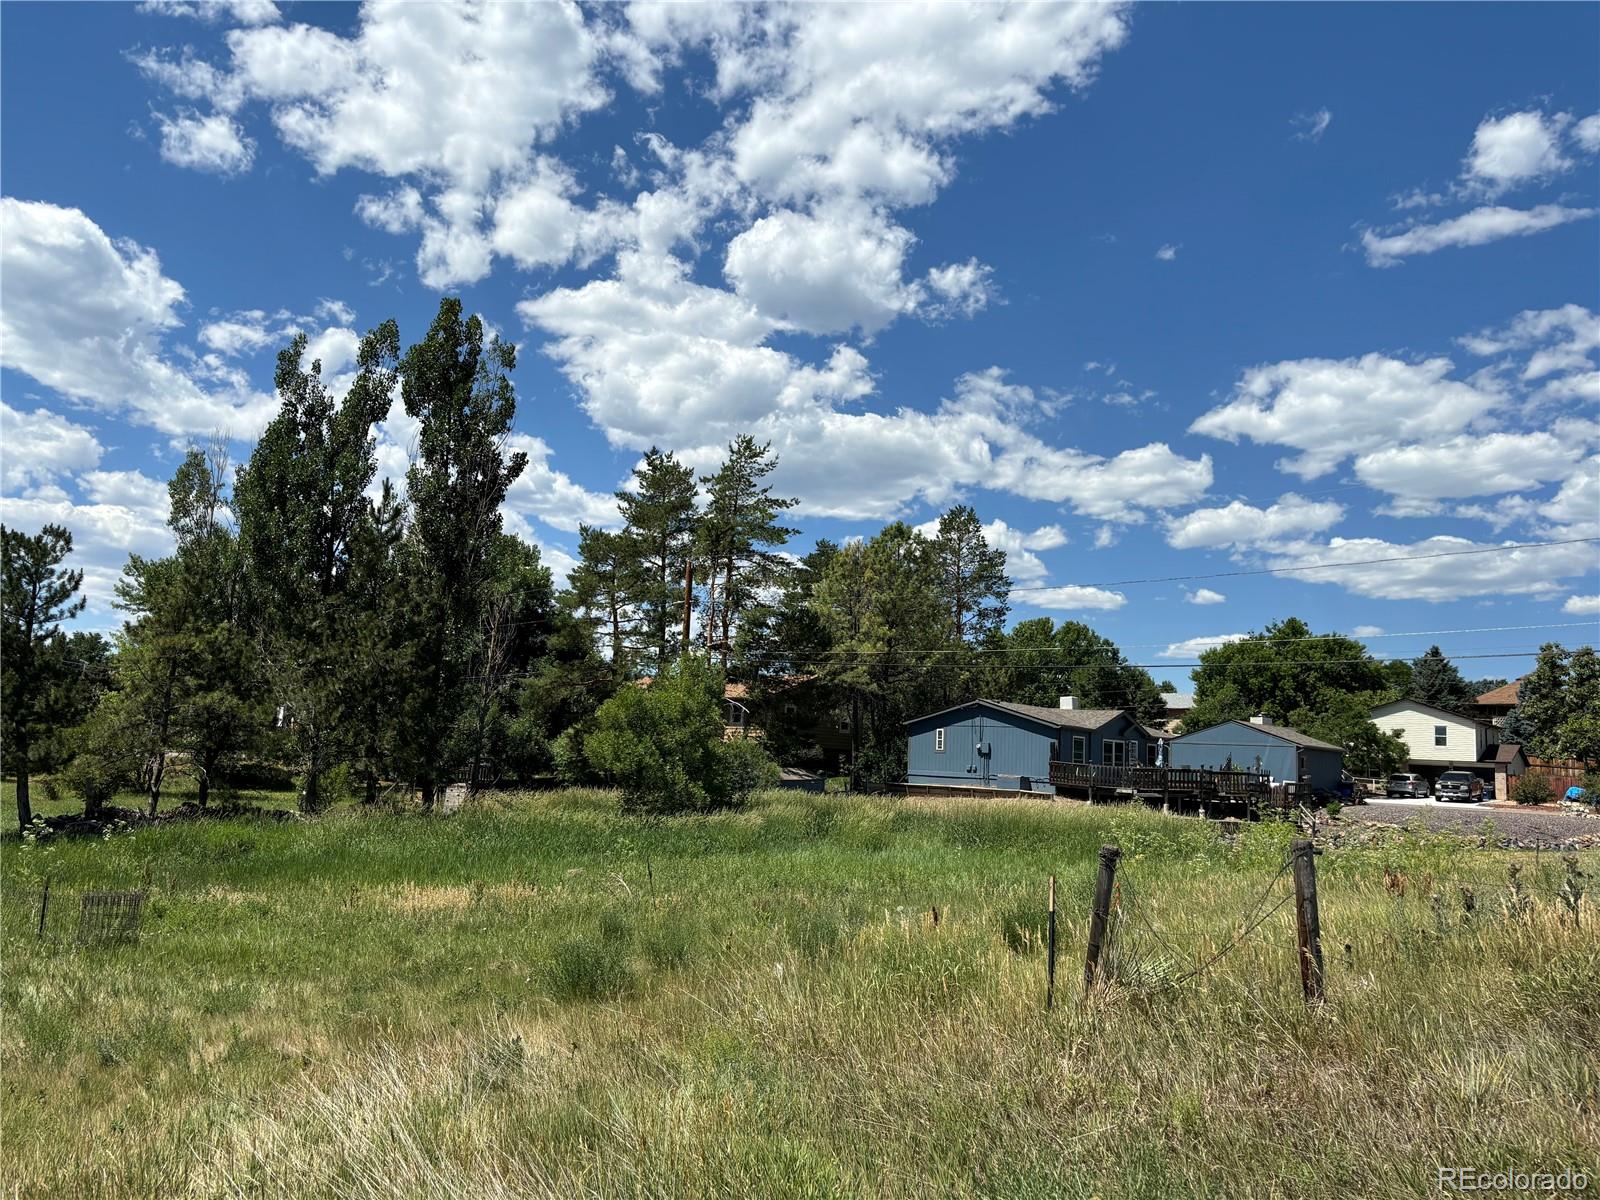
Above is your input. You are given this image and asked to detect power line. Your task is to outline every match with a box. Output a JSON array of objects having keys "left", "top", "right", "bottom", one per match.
[
  {"left": 734, "top": 620, "right": 1595, "bottom": 661},
  {"left": 1004, "top": 537, "right": 1599, "bottom": 593}
]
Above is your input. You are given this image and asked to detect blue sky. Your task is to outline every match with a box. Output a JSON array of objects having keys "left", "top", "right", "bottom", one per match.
[{"left": 2, "top": 1, "right": 1597, "bottom": 684}]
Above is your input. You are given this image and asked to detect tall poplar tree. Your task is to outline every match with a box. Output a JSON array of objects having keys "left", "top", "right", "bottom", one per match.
[
  {"left": 396, "top": 299, "right": 527, "bottom": 805},
  {"left": 1, "top": 524, "right": 86, "bottom": 828},
  {"left": 235, "top": 322, "right": 401, "bottom": 811}
]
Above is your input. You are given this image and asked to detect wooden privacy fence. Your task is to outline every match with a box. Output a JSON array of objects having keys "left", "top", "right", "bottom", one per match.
[{"left": 1525, "top": 757, "right": 1591, "bottom": 792}]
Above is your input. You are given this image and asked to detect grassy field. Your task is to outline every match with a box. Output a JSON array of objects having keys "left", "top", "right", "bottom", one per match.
[{"left": 2, "top": 787, "right": 1596, "bottom": 1199}]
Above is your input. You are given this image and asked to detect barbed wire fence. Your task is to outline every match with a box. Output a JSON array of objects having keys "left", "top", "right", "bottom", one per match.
[{"left": 1050, "top": 834, "right": 1593, "bottom": 1008}]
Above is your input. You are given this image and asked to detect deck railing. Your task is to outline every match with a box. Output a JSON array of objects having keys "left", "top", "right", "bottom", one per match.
[{"left": 1048, "top": 761, "right": 1272, "bottom": 798}]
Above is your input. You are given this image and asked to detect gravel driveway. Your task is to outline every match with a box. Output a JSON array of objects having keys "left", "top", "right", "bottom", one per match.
[{"left": 1343, "top": 800, "right": 1600, "bottom": 849}]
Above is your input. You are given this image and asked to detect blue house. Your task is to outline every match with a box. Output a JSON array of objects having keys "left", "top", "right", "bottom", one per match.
[
  {"left": 1168, "top": 718, "right": 1343, "bottom": 792},
  {"left": 905, "top": 699, "right": 1155, "bottom": 794}
]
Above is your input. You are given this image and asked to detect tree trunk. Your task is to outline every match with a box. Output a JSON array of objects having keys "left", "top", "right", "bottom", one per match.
[
  {"left": 303, "top": 768, "right": 320, "bottom": 813},
  {"left": 15, "top": 755, "right": 32, "bottom": 829},
  {"left": 147, "top": 751, "right": 167, "bottom": 819},
  {"left": 721, "top": 552, "right": 734, "bottom": 670},
  {"left": 420, "top": 779, "right": 436, "bottom": 811},
  {"left": 196, "top": 768, "right": 210, "bottom": 810},
  {"left": 364, "top": 767, "right": 378, "bottom": 806},
  {"left": 148, "top": 658, "right": 180, "bottom": 817}
]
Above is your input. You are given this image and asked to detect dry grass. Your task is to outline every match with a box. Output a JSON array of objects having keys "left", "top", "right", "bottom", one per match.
[{"left": 2, "top": 788, "right": 1596, "bottom": 1198}]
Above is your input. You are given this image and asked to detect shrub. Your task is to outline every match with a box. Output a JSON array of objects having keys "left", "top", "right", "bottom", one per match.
[
  {"left": 1581, "top": 772, "right": 1600, "bottom": 807},
  {"left": 62, "top": 754, "right": 122, "bottom": 817},
  {"left": 721, "top": 736, "right": 780, "bottom": 803},
  {"left": 584, "top": 657, "right": 752, "bottom": 813},
  {"left": 1511, "top": 773, "right": 1553, "bottom": 806},
  {"left": 544, "top": 937, "right": 633, "bottom": 1002}
]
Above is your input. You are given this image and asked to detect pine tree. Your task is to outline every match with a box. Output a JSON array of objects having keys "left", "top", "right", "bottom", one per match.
[
  {"left": 616, "top": 448, "right": 697, "bottom": 675},
  {"left": 235, "top": 322, "right": 400, "bottom": 811},
  {"left": 928, "top": 505, "right": 1010, "bottom": 644},
  {"left": 1, "top": 523, "right": 86, "bottom": 828},
  {"left": 698, "top": 437, "right": 797, "bottom": 668},
  {"left": 565, "top": 524, "right": 635, "bottom": 672},
  {"left": 396, "top": 299, "right": 528, "bottom": 806},
  {"left": 812, "top": 523, "right": 944, "bottom": 785},
  {"left": 1407, "top": 645, "right": 1476, "bottom": 713}
]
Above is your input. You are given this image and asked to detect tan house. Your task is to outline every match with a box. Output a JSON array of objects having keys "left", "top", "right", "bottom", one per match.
[
  {"left": 1369, "top": 698, "right": 1526, "bottom": 800},
  {"left": 1473, "top": 679, "right": 1521, "bottom": 726}
]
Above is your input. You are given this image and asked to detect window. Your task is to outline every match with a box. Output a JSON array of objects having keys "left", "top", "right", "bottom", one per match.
[
  {"left": 1071, "top": 735, "right": 1086, "bottom": 764},
  {"left": 934, "top": 728, "right": 946, "bottom": 753},
  {"left": 1102, "top": 740, "right": 1126, "bottom": 767},
  {"left": 1434, "top": 725, "right": 1448, "bottom": 747},
  {"left": 1146, "top": 742, "right": 1159, "bottom": 766}
]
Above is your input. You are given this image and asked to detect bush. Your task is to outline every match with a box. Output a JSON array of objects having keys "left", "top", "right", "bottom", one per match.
[
  {"left": 62, "top": 753, "right": 123, "bottom": 816},
  {"left": 1511, "top": 773, "right": 1553, "bottom": 806},
  {"left": 543, "top": 937, "right": 633, "bottom": 1001},
  {"left": 721, "top": 736, "right": 780, "bottom": 802},
  {"left": 1582, "top": 772, "right": 1600, "bottom": 807},
  {"left": 584, "top": 657, "right": 752, "bottom": 813}
]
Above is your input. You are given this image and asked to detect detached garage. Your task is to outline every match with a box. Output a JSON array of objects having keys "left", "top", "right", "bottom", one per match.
[{"left": 1168, "top": 718, "right": 1344, "bottom": 792}]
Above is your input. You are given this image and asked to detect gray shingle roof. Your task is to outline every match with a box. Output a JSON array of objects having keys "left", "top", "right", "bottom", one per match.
[
  {"left": 908, "top": 700, "right": 1132, "bottom": 729},
  {"left": 1172, "top": 719, "right": 1341, "bottom": 752}
]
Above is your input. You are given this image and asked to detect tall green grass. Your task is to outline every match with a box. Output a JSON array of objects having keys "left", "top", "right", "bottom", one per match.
[{"left": 2, "top": 788, "right": 1595, "bottom": 1198}]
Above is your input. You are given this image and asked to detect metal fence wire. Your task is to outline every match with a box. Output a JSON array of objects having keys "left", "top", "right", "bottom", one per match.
[{"left": 32, "top": 884, "right": 148, "bottom": 947}]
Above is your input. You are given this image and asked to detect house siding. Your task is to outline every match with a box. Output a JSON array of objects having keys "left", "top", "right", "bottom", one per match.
[
  {"left": 905, "top": 704, "right": 1150, "bottom": 794},
  {"left": 1370, "top": 702, "right": 1492, "bottom": 768},
  {"left": 1167, "top": 722, "right": 1343, "bottom": 792}
]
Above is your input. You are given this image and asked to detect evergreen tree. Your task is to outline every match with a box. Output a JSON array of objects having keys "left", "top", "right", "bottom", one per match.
[
  {"left": 1514, "top": 643, "right": 1600, "bottom": 763},
  {"left": 1514, "top": 643, "right": 1571, "bottom": 758},
  {"left": 1, "top": 524, "right": 86, "bottom": 828},
  {"left": 812, "top": 523, "right": 944, "bottom": 784},
  {"left": 396, "top": 299, "right": 528, "bottom": 805},
  {"left": 616, "top": 448, "right": 697, "bottom": 674},
  {"left": 698, "top": 437, "right": 798, "bottom": 667},
  {"left": 1407, "top": 645, "right": 1476, "bottom": 713},
  {"left": 235, "top": 322, "right": 400, "bottom": 811},
  {"left": 928, "top": 505, "right": 1010, "bottom": 644},
  {"left": 564, "top": 524, "right": 636, "bottom": 672}
]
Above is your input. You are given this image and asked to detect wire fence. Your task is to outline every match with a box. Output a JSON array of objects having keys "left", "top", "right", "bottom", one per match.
[{"left": 27, "top": 882, "right": 149, "bottom": 948}]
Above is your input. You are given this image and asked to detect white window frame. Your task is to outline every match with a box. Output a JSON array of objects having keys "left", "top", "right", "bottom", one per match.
[
  {"left": 1102, "top": 740, "right": 1126, "bottom": 767},
  {"left": 1071, "top": 735, "right": 1086, "bottom": 764},
  {"left": 1434, "top": 724, "right": 1448, "bottom": 747},
  {"left": 934, "top": 728, "right": 946, "bottom": 753}
]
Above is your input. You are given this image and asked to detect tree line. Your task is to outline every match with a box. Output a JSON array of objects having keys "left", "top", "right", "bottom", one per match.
[{"left": 4, "top": 299, "right": 1595, "bottom": 825}]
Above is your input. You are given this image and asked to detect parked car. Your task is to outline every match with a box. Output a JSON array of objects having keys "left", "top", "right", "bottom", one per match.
[
  {"left": 1433, "top": 770, "right": 1484, "bottom": 803},
  {"left": 1386, "top": 773, "right": 1431, "bottom": 799}
]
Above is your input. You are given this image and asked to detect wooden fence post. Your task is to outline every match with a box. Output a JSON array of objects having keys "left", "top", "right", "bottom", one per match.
[
  {"left": 1083, "top": 845, "right": 1121, "bottom": 995},
  {"left": 1291, "top": 838, "right": 1325, "bottom": 1003},
  {"left": 36, "top": 877, "right": 50, "bottom": 940},
  {"left": 1045, "top": 875, "right": 1058, "bottom": 1010}
]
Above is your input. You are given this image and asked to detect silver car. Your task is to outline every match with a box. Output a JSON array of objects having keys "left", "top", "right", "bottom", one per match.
[{"left": 1386, "top": 773, "right": 1430, "bottom": 799}]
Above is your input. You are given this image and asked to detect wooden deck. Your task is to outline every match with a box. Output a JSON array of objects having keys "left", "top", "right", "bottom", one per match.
[{"left": 1048, "top": 761, "right": 1297, "bottom": 816}]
